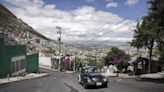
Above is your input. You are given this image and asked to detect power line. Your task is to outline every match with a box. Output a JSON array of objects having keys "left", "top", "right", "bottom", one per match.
[
  {"left": 94, "top": 6, "right": 147, "bottom": 35},
  {"left": 99, "top": 11, "right": 145, "bottom": 37},
  {"left": 97, "top": 30, "right": 133, "bottom": 44},
  {"left": 77, "top": 8, "right": 146, "bottom": 44},
  {"left": 88, "top": 18, "right": 140, "bottom": 45},
  {"left": 83, "top": 16, "right": 140, "bottom": 44},
  {"left": 72, "top": 7, "right": 147, "bottom": 45},
  {"left": 112, "top": 27, "right": 134, "bottom": 38}
]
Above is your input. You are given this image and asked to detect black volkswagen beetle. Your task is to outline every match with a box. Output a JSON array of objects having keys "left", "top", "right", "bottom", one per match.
[{"left": 78, "top": 66, "right": 108, "bottom": 88}]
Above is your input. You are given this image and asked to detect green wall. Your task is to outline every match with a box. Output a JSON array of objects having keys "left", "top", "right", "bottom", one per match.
[
  {"left": 5, "top": 45, "right": 26, "bottom": 76},
  {"left": 0, "top": 38, "right": 5, "bottom": 77},
  {"left": 5, "top": 45, "right": 26, "bottom": 57},
  {"left": 26, "top": 53, "right": 39, "bottom": 73},
  {"left": 0, "top": 37, "right": 26, "bottom": 77},
  {"left": 0, "top": 35, "right": 39, "bottom": 77}
]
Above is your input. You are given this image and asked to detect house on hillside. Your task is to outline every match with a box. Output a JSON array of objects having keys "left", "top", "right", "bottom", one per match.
[{"left": 132, "top": 57, "right": 162, "bottom": 75}]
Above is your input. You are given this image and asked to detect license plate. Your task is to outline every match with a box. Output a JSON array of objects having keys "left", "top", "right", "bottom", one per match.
[{"left": 96, "top": 82, "right": 102, "bottom": 86}]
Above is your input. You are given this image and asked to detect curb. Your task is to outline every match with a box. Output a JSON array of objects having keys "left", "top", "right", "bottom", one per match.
[
  {"left": 0, "top": 73, "right": 49, "bottom": 85},
  {"left": 118, "top": 76, "right": 138, "bottom": 79},
  {"left": 39, "top": 66, "right": 59, "bottom": 72}
]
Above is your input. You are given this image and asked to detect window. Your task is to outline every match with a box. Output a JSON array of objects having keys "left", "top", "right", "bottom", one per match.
[
  {"left": 11, "top": 55, "right": 26, "bottom": 75},
  {"left": 11, "top": 62, "right": 16, "bottom": 73},
  {"left": 20, "top": 59, "right": 25, "bottom": 70}
]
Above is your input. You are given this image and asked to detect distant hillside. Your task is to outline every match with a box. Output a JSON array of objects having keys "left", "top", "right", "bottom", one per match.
[
  {"left": 0, "top": 4, "right": 16, "bottom": 18},
  {"left": 0, "top": 4, "right": 52, "bottom": 41},
  {"left": 0, "top": 4, "right": 107, "bottom": 56},
  {"left": 0, "top": 4, "right": 58, "bottom": 54}
]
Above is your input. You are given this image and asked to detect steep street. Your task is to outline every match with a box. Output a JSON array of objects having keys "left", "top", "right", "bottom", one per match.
[{"left": 0, "top": 71, "right": 164, "bottom": 92}]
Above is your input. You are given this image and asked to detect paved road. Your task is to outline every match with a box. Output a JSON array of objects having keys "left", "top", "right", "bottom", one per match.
[{"left": 0, "top": 71, "right": 164, "bottom": 92}]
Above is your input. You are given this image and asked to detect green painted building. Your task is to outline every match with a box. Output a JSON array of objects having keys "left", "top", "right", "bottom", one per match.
[{"left": 0, "top": 34, "right": 39, "bottom": 77}]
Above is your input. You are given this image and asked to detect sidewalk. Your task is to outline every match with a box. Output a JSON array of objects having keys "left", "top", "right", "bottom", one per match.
[
  {"left": 39, "top": 66, "right": 75, "bottom": 74},
  {"left": 139, "top": 72, "right": 164, "bottom": 83},
  {"left": 65, "top": 71, "right": 75, "bottom": 73},
  {"left": 140, "top": 71, "right": 164, "bottom": 79},
  {"left": 118, "top": 73, "right": 137, "bottom": 78},
  {"left": 0, "top": 73, "right": 47, "bottom": 84},
  {"left": 39, "top": 65, "right": 59, "bottom": 72},
  {"left": 102, "top": 73, "right": 137, "bottom": 79}
]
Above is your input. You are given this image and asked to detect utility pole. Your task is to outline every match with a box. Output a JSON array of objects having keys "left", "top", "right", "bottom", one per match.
[
  {"left": 96, "top": 49, "right": 98, "bottom": 63},
  {"left": 73, "top": 50, "right": 77, "bottom": 72},
  {"left": 56, "top": 26, "right": 62, "bottom": 71},
  {"left": 73, "top": 56, "right": 76, "bottom": 72}
]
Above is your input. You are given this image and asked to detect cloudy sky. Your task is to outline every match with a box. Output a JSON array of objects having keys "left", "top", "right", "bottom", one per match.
[{"left": 0, "top": 0, "right": 148, "bottom": 46}]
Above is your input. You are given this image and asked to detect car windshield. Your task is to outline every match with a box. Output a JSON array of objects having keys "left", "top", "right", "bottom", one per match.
[{"left": 85, "top": 67, "right": 100, "bottom": 73}]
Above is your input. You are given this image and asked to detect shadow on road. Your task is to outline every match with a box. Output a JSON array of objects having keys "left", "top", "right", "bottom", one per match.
[
  {"left": 78, "top": 83, "right": 108, "bottom": 90},
  {"left": 138, "top": 78, "right": 164, "bottom": 84},
  {"left": 86, "top": 86, "right": 108, "bottom": 90}
]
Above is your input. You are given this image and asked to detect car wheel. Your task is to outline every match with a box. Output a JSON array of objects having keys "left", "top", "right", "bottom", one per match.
[
  {"left": 84, "top": 84, "right": 88, "bottom": 89},
  {"left": 102, "top": 83, "right": 108, "bottom": 88}
]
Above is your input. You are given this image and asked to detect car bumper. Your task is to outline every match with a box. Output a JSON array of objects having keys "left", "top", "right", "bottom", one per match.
[{"left": 85, "top": 81, "right": 108, "bottom": 86}]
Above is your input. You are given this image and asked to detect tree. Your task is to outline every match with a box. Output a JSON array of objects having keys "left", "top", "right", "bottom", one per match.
[
  {"left": 103, "top": 47, "right": 130, "bottom": 71},
  {"left": 130, "top": 22, "right": 144, "bottom": 52},
  {"left": 45, "top": 47, "right": 56, "bottom": 55},
  {"left": 148, "top": 0, "right": 164, "bottom": 63},
  {"left": 71, "top": 57, "right": 83, "bottom": 71},
  {"left": 131, "top": 17, "right": 156, "bottom": 73},
  {"left": 159, "top": 47, "right": 164, "bottom": 62},
  {"left": 87, "top": 58, "right": 97, "bottom": 66},
  {"left": 131, "top": 0, "right": 164, "bottom": 73},
  {"left": 86, "top": 58, "right": 103, "bottom": 68}
]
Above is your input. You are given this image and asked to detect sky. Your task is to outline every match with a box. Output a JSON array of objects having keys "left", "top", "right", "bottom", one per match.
[{"left": 0, "top": 0, "right": 148, "bottom": 46}]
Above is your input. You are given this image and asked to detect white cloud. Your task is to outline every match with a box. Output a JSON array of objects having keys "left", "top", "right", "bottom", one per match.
[
  {"left": 125, "top": 0, "right": 138, "bottom": 6},
  {"left": 4, "top": 0, "right": 136, "bottom": 45},
  {"left": 106, "top": 2, "right": 118, "bottom": 8},
  {"left": 98, "top": 37, "right": 132, "bottom": 42}
]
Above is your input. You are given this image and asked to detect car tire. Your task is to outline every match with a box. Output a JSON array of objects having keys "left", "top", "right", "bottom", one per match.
[
  {"left": 102, "top": 83, "right": 108, "bottom": 88},
  {"left": 84, "top": 84, "right": 88, "bottom": 89}
]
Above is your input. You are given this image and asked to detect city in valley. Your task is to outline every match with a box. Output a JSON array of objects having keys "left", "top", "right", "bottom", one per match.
[{"left": 0, "top": 0, "right": 164, "bottom": 92}]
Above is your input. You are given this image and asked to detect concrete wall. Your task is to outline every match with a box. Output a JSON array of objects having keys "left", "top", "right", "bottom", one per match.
[{"left": 39, "top": 57, "right": 51, "bottom": 67}]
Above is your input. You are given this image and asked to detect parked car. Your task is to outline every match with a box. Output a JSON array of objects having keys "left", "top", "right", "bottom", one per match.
[{"left": 78, "top": 66, "right": 108, "bottom": 88}]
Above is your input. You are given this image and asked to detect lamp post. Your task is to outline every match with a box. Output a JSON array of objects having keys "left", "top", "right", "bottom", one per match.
[{"left": 56, "top": 26, "right": 62, "bottom": 71}]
